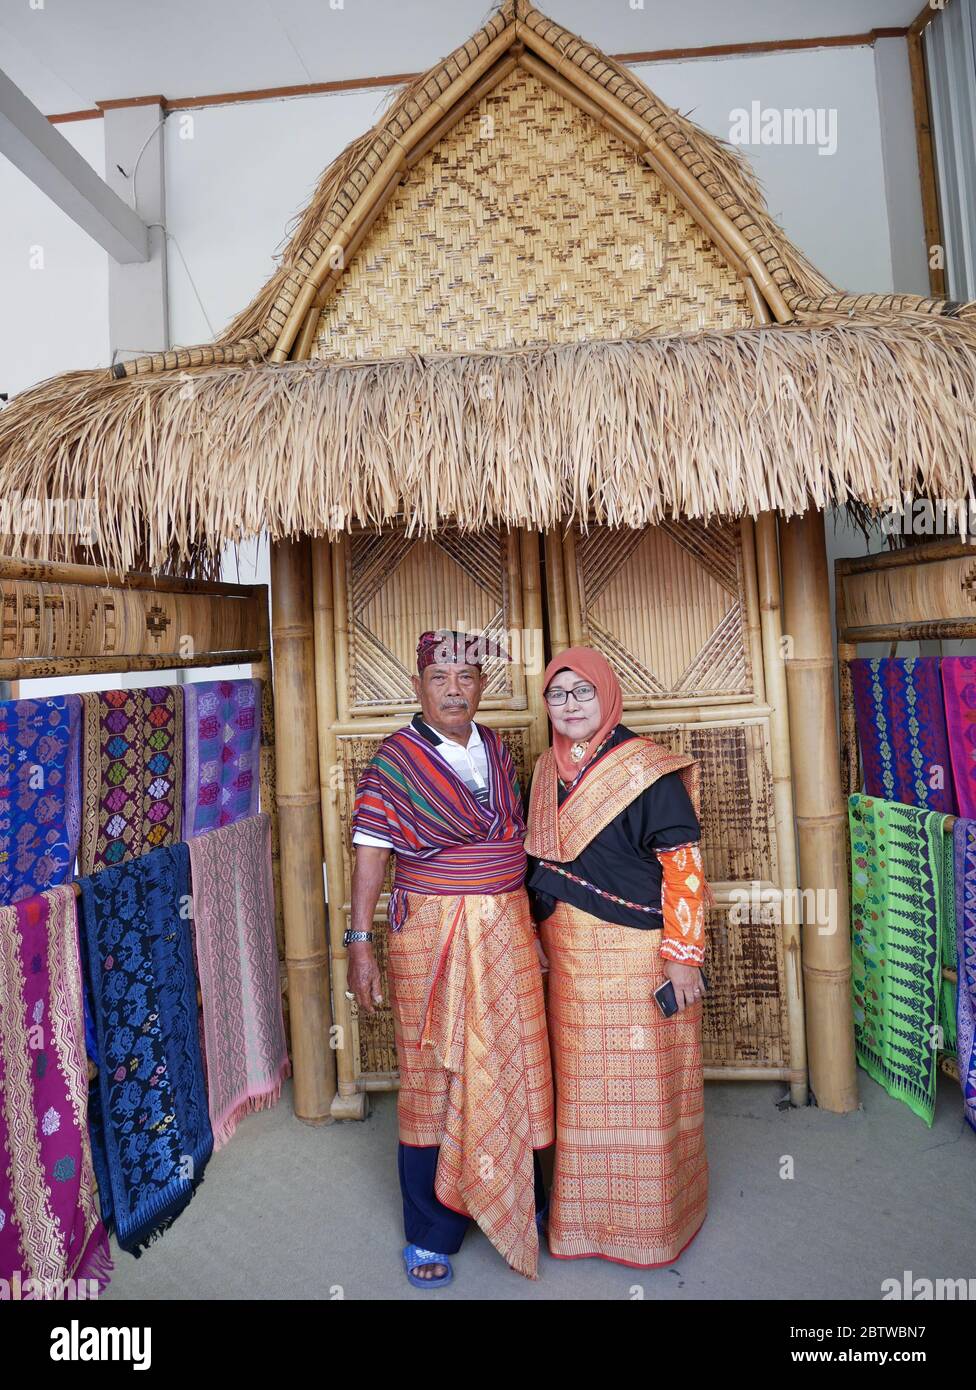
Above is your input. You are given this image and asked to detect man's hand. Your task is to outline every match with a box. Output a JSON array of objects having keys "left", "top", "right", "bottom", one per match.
[
  {"left": 663, "top": 960, "right": 704, "bottom": 1013},
  {"left": 347, "top": 941, "right": 384, "bottom": 1015}
]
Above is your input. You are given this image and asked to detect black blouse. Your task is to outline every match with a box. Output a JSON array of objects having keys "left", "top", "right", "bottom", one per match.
[{"left": 527, "top": 725, "right": 701, "bottom": 930}]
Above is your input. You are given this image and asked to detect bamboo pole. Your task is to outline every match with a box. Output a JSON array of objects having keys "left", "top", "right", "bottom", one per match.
[
  {"left": 841, "top": 619, "right": 976, "bottom": 643},
  {"left": 839, "top": 539, "right": 976, "bottom": 574},
  {"left": 251, "top": 586, "right": 285, "bottom": 962},
  {"left": 0, "top": 649, "right": 265, "bottom": 681},
  {"left": 740, "top": 517, "right": 766, "bottom": 705},
  {"left": 516, "top": 22, "right": 792, "bottom": 323},
  {"left": 271, "top": 22, "right": 519, "bottom": 360},
  {"left": 0, "top": 556, "right": 258, "bottom": 597},
  {"left": 543, "top": 528, "right": 570, "bottom": 653},
  {"left": 519, "top": 530, "right": 548, "bottom": 759},
  {"left": 779, "top": 509, "right": 858, "bottom": 1113},
  {"left": 311, "top": 536, "right": 368, "bottom": 1120},
  {"left": 755, "top": 512, "right": 807, "bottom": 1106},
  {"left": 561, "top": 526, "right": 584, "bottom": 645},
  {"left": 835, "top": 563, "right": 862, "bottom": 800},
  {"left": 270, "top": 537, "right": 335, "bottom": 1123}
]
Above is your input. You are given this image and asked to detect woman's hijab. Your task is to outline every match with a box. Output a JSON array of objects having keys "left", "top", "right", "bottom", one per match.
[{"left": 543, "top": 645, "right": 623, "bottom": 784}]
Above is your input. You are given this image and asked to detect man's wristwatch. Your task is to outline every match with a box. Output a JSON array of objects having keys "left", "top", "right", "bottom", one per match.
[{"left": 343, "top": 929, "right": 374, "bottom": 946}]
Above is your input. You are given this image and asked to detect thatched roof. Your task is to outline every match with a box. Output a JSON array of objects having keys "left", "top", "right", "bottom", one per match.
[{"left": 2, "top": 0, "right": 974, "bottom": 575}]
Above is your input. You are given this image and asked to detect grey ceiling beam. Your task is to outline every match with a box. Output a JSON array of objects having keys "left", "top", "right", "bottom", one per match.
[{"left": 0, "top": 67, "right": 149, "bottom": 263}]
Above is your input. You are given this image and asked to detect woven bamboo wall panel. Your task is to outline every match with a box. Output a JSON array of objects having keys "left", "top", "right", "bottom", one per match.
[
  {"left": 631, "top": 720, "right": 777, "bottom": 884},
  {"left": 1, "top": 580, "right": 259, "bottom": 660},
  {"left": 701, "top": 902, "right": 789, "bottom": 1067},
  {"left": 573, "top": 521, "right": 752, "bottom": 702},
  {"left": 340, "top": 725, "right": 534, "bottom": 1077},
  {"left": 314, "top": 67, "right": 750, "bottom": 363},
  {"left": 343, "top": 526, "right": 525, "bottom": 711},
  {"left": 842, "top": 555, "right": 976, "bottom": 628}
]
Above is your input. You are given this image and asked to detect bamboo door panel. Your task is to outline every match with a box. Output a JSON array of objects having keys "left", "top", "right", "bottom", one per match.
[
  {"left": 555, "top": 520, "right": 792, "bottom": 1073},
  {"left": 328, "top": 525, "right": 547, "bottom": 1086}
]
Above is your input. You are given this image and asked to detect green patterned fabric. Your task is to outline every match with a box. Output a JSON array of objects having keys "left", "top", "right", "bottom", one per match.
[
  {"left": 849, "top": 794, "right": 951, "bottom": 1127},
  {"left": 940, "top": 827, "right": 958, "bottom": 1053}
]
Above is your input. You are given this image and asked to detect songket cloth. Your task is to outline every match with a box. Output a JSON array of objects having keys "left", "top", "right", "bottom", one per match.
[
  {"left": 952, "top": 819, "right": 976, "bottom": 1133},
  {"left": 353, "top": 721, "right": 554, "bottom": 1277},
  {"left": 387, "top": 888, "right": 554, "bottom": 1278},
  {"left": 0, "top": 887, "right": 112, "bottom": 1297},
  {"left": 849, "top": 794, "right": 951, "bottom": 1127},
  {"left": 941, "top": 658, "right": 976, "bottom": 818},
  {"left": 80, "top": 687, "right": 183, "bottom": 875},
  {"left": 527, "top": 735, "right": 710, "bottom": 1266},
  {"left": 187, "top": 814, "right": 290, "bottom": 1149},
  {"left": 78, "top": 843, "right": 213, "bottom": 1254},
  {"left": 183, "top": 679, "right": 261, "bottom": 837},
  {"left": 0, "top": 696, "right": 82, "bottom": 905},
  {"left": 850, "top": 657, "right": 955, "bottom": 812}
]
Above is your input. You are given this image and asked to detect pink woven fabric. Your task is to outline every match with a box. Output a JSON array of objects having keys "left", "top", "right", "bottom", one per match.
[{"left": 187, "top": 814, "right": 290, "bottom": 1149}]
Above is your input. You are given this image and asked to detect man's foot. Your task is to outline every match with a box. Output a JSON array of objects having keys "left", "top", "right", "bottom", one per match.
[{"left": 403, "top": 1243, "right": 453, "bottom": 1288}]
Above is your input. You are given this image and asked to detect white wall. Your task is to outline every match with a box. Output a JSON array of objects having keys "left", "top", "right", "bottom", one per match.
[{"left": 0, "top": 116, "right": 109, "bottom": 400}]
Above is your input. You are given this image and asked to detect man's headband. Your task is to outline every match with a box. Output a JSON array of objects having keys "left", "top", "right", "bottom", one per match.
[{"left": 417, "top": 629, "right": 510, "bottom": 673}]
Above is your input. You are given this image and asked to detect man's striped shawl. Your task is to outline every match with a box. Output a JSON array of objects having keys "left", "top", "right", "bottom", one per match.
[{"left": 352, "top": 722, "right": 524, "bottom": 858}]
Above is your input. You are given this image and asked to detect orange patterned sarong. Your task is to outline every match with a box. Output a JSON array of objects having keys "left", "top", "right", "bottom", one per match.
[
  {"left": 540, "top": 902, "right": 708, "bottom": 1267},
  {"left": 387, "top": 887, "right": 554, "bottom": 1277}
]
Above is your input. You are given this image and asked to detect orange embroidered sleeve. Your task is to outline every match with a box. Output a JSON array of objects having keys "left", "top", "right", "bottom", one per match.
[{"left": 654, "top": 842, "right": 706, "bottom": 965}]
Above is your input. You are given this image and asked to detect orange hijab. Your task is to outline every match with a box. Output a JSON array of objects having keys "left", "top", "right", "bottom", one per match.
[{"left": 543, "top": 646, "right": 623, "bottom": 785}]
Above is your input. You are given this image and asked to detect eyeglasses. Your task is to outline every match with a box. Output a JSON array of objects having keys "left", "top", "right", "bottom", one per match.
[{"left": 544, "top": 681, "right": 597, "bottom": 707}]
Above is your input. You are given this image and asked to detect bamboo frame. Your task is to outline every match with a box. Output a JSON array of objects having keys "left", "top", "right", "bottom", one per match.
[
  {"left": 270, "top": 538, "right": 336, "bottom": 1123},
  {"left": 0, "top": 649, "right": 265, "bottom": 681},
  {"left": 780, "top": 510, "right": 858, "bottom": 1113},
  {"left": 755, "top": 512, "right": 807, "bottom": 1106},
  {"left": 310, "top": 536, "right": 368, "bottom": 1120}
]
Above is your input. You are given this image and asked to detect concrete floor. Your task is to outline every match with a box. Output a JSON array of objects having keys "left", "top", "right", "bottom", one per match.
[{"left": 101, "top": 1071, "right": 976, "bottom": 1301}]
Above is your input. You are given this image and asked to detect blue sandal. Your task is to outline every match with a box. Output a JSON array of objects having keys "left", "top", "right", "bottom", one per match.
[{"left": 403, "top": 1243, "right": 453, "bottom": 1288}]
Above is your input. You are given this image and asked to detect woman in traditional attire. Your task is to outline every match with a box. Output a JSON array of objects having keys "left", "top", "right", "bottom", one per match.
[{"left": 525, "top": 646, "right": 711, "bottom": 1268}]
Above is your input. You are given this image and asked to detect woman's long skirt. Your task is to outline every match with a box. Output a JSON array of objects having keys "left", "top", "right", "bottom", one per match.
[{"left": 540, "top": 902, "right": 708, "bottom": 1267}]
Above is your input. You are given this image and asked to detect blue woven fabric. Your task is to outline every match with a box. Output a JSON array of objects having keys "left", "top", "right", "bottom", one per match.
[{"left": 79, "top": 842, "right": 213, "bottom": 1254}]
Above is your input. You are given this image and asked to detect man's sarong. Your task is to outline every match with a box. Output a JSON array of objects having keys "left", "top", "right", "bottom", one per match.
[
  {"left": 540, "top": 903, "right": 708, "bottom": 1267},
  {"left": 387, "top": 887, "right": 554, "bottom": 1278}
]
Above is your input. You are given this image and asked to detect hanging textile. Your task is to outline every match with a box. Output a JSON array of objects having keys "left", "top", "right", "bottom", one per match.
[
  {"left": 0, "top": 696, "right": 82, "bottom": 905},
  {"left": 78, "top": 843, "right": 212, "bottom": 1254},
  {"left": 849, "top": 793, "right": 950, "bottom": 1126},
  {"left": 0, "top": 887, "right": 112, "bottom": 1296},
  {"left": 183, "top": 679, "right": 260, "bottom": 838},
  {"left": 952, "top": 819, "right": 976, "bottom": 1133},
  {"left": 79, "top": 687, "right": 183, "bottom": 876},
  {"left": 850, "top": 657, "right": 956, "bottom": 812},
  {"left": 187, "top": 813, "right": 289, "bottom": 1149},
  {"left": 940, "top": 657, "right": 976, "bottom": 817}
]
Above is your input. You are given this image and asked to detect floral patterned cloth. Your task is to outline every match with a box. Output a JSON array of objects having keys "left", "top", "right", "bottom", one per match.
[
  {"left": 0, "top": 696, "right": 82, "bottom": 905},
  {"left": 0, "top": 887, "right": 111, "bottom": 1296},
  {"left": 78, "top": 843, "right": 212, "bottom": 1254},
  {"left": 183, "top": 680, "right": 261, "bottom": 837}
]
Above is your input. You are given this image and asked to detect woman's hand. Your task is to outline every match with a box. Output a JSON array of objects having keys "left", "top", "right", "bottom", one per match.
[
  {"left": 347, "top": 942, "right": 384, "bottom": 1015},
  {"left": 533, "top": 934, "right": 549, "bottom": 974},
  {"left": 664, "top": 960, "right": 704, "bottom": 1013}
]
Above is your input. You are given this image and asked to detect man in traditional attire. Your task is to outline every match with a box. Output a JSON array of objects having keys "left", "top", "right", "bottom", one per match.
[
  {"left": 349, "top": 630, "right": 553, "bottom": 1286},
  {"left": 526, "top": 646, "right": 711, "bottom": 1268}
]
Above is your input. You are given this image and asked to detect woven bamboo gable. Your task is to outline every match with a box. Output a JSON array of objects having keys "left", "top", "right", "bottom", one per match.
[{"left": 314, "top": 66, "right": 752, "bottom": 362}]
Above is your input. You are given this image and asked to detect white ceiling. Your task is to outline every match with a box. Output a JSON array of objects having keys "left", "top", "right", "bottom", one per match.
[{"left": 0, "top": 0, "right": 922, "bottom": 116}]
